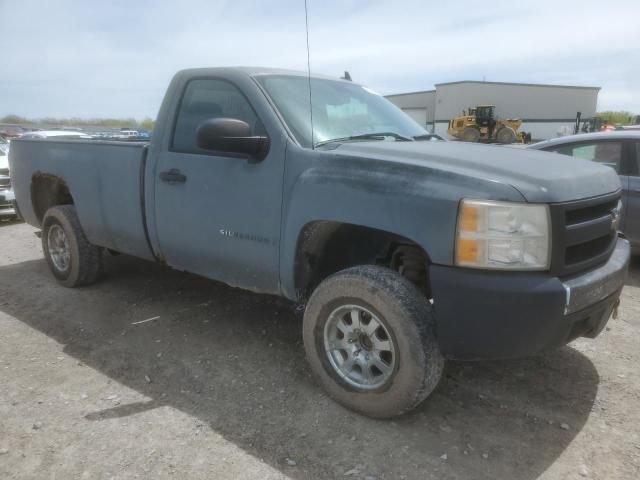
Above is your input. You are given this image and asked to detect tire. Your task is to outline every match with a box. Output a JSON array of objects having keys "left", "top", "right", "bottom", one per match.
[
  {"left": 461, "top": 127, "right": 480, "bottom": 142},
  {"left": 496, "top": 127, "right": 517, "bottom": 144},
  {"left": 303, "top": 265, "right": 444, "bottom": 418},
  {"left": 41, "top": 205, "right": 102, "bottom": 287}
]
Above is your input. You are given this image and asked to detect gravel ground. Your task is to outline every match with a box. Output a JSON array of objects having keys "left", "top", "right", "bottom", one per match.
[{"left": 0, "top": 220, "right": 639, "bottom": 480}]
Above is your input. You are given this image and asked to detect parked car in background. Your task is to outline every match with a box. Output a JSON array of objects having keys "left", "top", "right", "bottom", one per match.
[
  {"left": 20, "top": 130, "right": 93, "bottom": 140},
  {"left": 0, "top": 136, "right": 9, "bottom": 155},
  {"left": 0, "top": 138, "right": 16, "bottom": 219},
  {"left": 529, "top": 131, "right": 640, "bottom": 251},
  {"left": 116, "top": 129, "right": 140, "bottom": 139},
  {"left": 135, "top": 129, "right": 152, "bottom": 139},
  {"left": 111, "top": 129, "right": 152, "bottom": 140},
  {"left": 0, "top": 124, "right": 26, "bottom": 139}
]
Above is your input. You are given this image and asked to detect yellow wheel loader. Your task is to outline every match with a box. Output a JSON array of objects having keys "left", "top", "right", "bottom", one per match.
[{"left": 447, "top": 105, "right": 531, "bottom": 144}]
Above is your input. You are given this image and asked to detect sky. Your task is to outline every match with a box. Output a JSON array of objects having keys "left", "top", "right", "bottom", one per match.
[{"left": 1, "top": 0, "right": 639, "bottom": 119}]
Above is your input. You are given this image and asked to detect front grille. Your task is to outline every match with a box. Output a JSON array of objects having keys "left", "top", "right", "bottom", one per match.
[
  {"left": 565, "top": 198, "right": 618, "bottom": 225},
  {"left": 565, "top": 233, "right": 615, "bottom": 265},
  {"left": 549, "top": 191, "right": 621, "bottom": 277}
]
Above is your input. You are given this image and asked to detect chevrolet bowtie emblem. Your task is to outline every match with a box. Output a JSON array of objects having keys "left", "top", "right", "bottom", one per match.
[{"left": 611, "top": 201, "right": 622, "bottom": 232}]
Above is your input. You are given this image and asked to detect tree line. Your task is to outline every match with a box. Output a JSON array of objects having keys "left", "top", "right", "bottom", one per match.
[{"left": 594, "top": 111, "right": 639, "bottom": 125}]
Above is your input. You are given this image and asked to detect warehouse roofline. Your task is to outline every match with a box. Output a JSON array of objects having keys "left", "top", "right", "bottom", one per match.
[
  {"left": 434, "top": 80, "right": 601, "bottom": 90},
  {"left": 385, "top": 89, "right": 436, "bottom": 97}
]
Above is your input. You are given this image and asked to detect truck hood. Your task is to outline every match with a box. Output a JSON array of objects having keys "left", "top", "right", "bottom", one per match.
[{"left": 334, "top": 141, "right": 621, "bottom": 203}]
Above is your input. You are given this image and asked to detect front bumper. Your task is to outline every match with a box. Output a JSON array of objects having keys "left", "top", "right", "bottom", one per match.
[
  {"left": 430, "top": 237, "right": 630, "bottom": 360},
  {"left": 0, "top": 188, "right": 16, "bottom": 217}
]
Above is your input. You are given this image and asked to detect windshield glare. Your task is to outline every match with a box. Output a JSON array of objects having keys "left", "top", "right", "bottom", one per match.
[{"left": 256, "top": 75, "right": 428, "bottom": 148}]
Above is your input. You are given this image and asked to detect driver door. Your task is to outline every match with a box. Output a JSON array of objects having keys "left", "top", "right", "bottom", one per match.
[{"left": 152, "top": 78, "right": 284, "bottom": 293}]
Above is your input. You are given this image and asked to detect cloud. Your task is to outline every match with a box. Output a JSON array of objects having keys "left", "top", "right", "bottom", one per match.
[{"left": 1, "top": 0, "right": 638, "bottom": 118}]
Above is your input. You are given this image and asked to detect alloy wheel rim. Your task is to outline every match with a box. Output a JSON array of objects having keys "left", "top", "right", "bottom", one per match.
[
  {"left": 323, "top": 304, "right": 396, "bottom": 390},
  {"left": 47, "top": 224, "right": 71, "bottom": 272}
]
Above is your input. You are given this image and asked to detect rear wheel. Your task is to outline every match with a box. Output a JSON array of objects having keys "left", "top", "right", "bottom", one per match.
[
  {"left": 461, "top": 127, "right": 480, "bottom": 142},
  {"left": 496, "top": 127, "right": 517, "bottom": 144},
  {"left": 42, "top": 205, "right": 102, "bottom": 287},
  {"left": 303, "top": 265, "right": 444, "bottom": 418}
]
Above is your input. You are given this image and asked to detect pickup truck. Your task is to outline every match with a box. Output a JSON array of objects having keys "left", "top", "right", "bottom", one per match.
[{"left": 9, "top": 67, "right": 630, "bottom": 418}]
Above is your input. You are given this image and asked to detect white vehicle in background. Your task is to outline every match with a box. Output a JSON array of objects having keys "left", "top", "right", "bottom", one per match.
[
  {"left": 0, "top": 136, "right": 16, "bottom": 219},
  {"left": 117, "top": 130, "right": 140, "bottom": 139}
]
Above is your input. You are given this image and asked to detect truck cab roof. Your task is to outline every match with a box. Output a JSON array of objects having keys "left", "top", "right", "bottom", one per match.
[{"left": 175, "top": 66, "right": 355, "bottom": 83}]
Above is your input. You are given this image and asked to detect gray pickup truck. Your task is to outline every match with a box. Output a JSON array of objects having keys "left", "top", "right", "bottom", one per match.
[{"left": 9, "top": 68, "right": 630, "bottom": 418}]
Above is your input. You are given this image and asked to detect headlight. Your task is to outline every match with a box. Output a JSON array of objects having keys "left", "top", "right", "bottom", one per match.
[{"left": 455, "top": 199, "right": 550, "bottom": 270}]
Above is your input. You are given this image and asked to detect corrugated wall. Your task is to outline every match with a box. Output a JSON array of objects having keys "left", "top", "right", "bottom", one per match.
[
  {"left": 387, "top": 81, "right": 600, "bottom": 140},
  {"left": 434, "top": 82, "right": 599, "bottom": 122}
]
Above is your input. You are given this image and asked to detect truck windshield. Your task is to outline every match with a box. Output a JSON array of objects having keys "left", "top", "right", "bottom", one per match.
[{"left": 255, "top": 75, "right": 428, "bottom": 148}]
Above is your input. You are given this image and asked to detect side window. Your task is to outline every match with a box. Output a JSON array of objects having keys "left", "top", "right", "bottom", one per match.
[
  {"left": 549, "top": 145, "right": 574, "bottom": 156},
  {"left": 172, "top": 79, "right": 264, "bottom": 153},
  {"left": 571, "top": 144, "right": 598, "bottom": 161},
  {"left": 551, "top": 141, "right": 622, "bottom": 173}
]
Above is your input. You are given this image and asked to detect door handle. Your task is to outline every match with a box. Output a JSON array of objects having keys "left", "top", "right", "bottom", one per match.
[{"left": 159, "top": 168, "right": 187, "bottom": 184}]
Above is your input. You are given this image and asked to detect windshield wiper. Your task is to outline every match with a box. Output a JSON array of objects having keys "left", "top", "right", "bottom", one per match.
[
  {"left": 413, "top": 133, "right": 444, "bottom": 141},
  {"left": 314, "top": 132, "right": 413, "bottom": 148}
]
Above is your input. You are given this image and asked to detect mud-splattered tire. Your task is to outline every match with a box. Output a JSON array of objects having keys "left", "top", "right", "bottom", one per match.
[
  {"left": 303, "top": 265, "right": 444, "bottom": 418},
  {"left": 42, "top": 205, "right": 102, "bottom": 287},
  {"left": 461, "top": 127, "right": 480, "bottom": 142}
]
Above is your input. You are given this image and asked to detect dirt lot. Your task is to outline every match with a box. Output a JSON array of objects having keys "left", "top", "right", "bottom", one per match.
[{"left": 1, "top": 221, "right": 639, "bottom": 480}]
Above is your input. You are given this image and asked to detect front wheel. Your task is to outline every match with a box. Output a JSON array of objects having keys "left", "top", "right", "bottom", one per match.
[
  {"left": 302, "top": 266, "right": 444, "bottom": 418},
  {"left": 42, "top": 205, "right": 102, "bottom": 287},
  {"left": 461, "top": 126, "right": 480, "bottom": 142}
]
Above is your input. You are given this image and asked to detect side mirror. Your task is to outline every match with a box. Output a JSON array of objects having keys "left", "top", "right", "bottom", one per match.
[{"left": 196, "top": 118, "right": 269, "bottom": 161}]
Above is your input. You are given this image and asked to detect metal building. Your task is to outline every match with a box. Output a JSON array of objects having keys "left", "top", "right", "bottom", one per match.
[{"left": 385, "top": 80, "right": 600, "bottom": 140}]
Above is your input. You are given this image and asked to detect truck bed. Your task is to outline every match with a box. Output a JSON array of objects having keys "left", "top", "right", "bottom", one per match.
[{"left": 10, "top": 138, "right": 155, "bottom": 260}]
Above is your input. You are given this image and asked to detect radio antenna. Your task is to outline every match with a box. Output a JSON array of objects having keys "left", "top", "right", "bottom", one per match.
[{"left": 304, "top": 0, "right": 314, "bottom": 149}]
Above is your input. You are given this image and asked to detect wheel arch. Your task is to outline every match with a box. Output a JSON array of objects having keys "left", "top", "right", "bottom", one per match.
[
  {"left": 292, "top": 220, "right": 432, "bottom": 301},
  {"left": 31, "top": 172, "right": 74, "bottom": 225}
]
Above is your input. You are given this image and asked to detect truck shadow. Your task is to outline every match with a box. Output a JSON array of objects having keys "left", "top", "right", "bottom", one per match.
[{"left": 0, "top": 255, "right": 602, "bottom": 480}]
